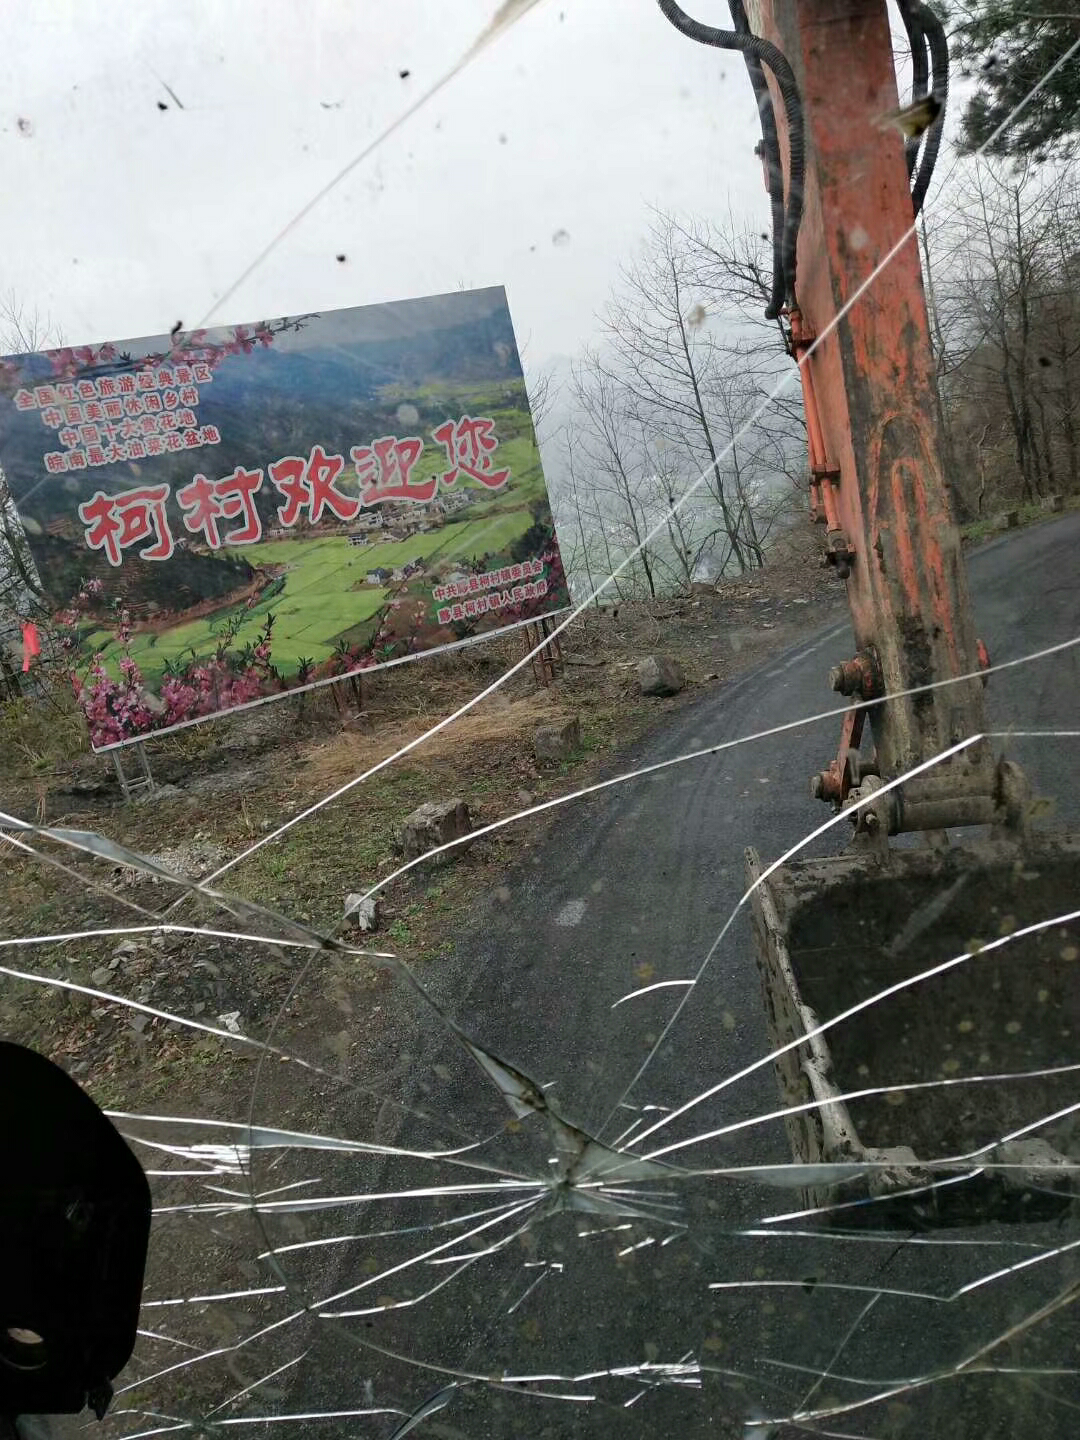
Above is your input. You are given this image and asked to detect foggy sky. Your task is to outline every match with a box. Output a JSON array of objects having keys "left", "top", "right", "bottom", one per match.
[{"left": 0, "top": 0, "right": 770, "bottom": 371}]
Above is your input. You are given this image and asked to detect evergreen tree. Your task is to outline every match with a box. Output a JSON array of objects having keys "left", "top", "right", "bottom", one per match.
[{"left": 950, "top": 0, "right": 1080, "bottom": 158}]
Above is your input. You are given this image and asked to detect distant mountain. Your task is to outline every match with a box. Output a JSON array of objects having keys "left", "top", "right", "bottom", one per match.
[
  {"left": 0, "top": 310, "right": 530, "bottom": 532},
  {"left": 29, "top": 531, "right": 254, "bottom": 614},
  {"left": 200, "top": 312, "right": 523, "bottom": 411}
]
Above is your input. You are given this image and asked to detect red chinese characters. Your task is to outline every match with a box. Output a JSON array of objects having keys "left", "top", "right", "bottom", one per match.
[
  {"left": 77, "top": 484, "right": 174, "bottom": 567},
  {"left": 431, "top": 558, "right": 543, "bottom": 603},
  {"left": 21, "top": 358, "right": 213, "bottom": 472},
  {"left": 62, "top": 408, "right": 517, "bottom": 571},
  {"left": 269, "top": 445, "right": 359, "bottom": 526},
  {"left": 178, "top": 466, "right": 264, "bottom": 548},
  {"left": 350, "top": 436, "right": 431, "bottom": 505},
  {"left": 432, "top": 415, "right": 509, "bottom": 490},
  {"left": 435, "top": 575, "right": 548, "bottom": 627}
]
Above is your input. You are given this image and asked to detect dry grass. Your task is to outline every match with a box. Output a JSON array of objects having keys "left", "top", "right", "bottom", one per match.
[{"left": 301, "top": 691, "right": 577, "bottom": 792}]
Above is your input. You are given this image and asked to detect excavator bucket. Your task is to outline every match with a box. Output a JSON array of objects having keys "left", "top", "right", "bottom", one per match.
[{"left": 746, "top": 837, "right": 1080, "bottom": 1228}]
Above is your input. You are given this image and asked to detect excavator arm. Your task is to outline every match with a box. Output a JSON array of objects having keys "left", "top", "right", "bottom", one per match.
[
  {"left": 745, "top": 0, "right": 1013, "bottom": 832},
  {"left": 659, "top": 0, "right": 1077, "bottom": 1229}
]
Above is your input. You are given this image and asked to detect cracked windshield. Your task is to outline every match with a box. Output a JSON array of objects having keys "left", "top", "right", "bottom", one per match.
[{"left": 1, "top": 1, "right": 1079, "bottom": 1436}]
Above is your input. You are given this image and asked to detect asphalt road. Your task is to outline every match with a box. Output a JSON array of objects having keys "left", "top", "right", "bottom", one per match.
[{"left": 295, "top": 514, "right": 1080, "bottom": 1438}]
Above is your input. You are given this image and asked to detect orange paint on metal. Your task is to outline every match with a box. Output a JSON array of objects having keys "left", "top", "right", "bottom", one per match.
[
  {"left": 746, "top": 0, "right": 987, "bottom": 789},
  {"left": 820, "top": 480, "right": 841, "bottom": 534},
  {"left": 791, "top": 312, "right": 832, "bottom": 477},
  {"left": 816, "top": 703, "right": 868, "bottom": 803}
]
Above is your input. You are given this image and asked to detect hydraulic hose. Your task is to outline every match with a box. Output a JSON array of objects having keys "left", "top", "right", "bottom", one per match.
[
  {"left": 727, "top": 0, "right": 786, "bottom": 319},
  {"left": 897, "top": 0, "right": 929, "bottom": 180},
  {"left": 910, "top": 0, "right": 948, "bottom": 217},
  {"left": 656, "top": 0, "right": 804, "bottom": 317}
]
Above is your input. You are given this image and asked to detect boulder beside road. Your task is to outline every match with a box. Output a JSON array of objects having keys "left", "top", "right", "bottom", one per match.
[
  {"left": 533, "top": 717, "right": 581, "bottom": 763},
  {"left": 397, "top": 798, "right": 473, "bottom": 863},
  {"left": 637, "top": 655, "right": 686, "bottom": 697}
]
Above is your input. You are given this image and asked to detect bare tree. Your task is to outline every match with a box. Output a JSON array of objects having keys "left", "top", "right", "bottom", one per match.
[
  {"left": 569, "top": 350, "right": 661, "bottom": 598},
  {"left": 524, "top": 357, "right": 559, "bottom": 447},
  {"left": 599, "top": 219, "right": 748, "bottom": 570},
  {"left": 596, "top": 213, "right": 805, "bottom": 574},
  {"left": 930, "top": 156, "right": 1080, "bottom": 511},
  {"left": 549, "top": 423, "right": 607, "bottom": 606},
  {"left": 671, "top": 213, "right": 791, "bottom": 352},
  {"left": 553, "top": 211, "right": 810, "bottom": 599},
  {"left": 0, "top": 302, "right": 63, "bottom": 631},
  {"left": 0, "top": 294, "right": 60, "bottom": 355},
  {"left": 706, "top": 355, "right": 806, "bottom": 567},
  {"left": 636, "top": 426, "right": 725, "bottom": 590},
  {"left": 0, "top": 303, "right": 65, "bottom": 697},
  {"left": 671, "top": 215, "right": 807, "bottom": 435},
  {"left": 1034, "top": 179, "right": 1080, "bottom": 493}
]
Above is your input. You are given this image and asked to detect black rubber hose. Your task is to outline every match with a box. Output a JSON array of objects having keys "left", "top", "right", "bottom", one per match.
[
  {"left": 656, "top": 0, "right": 804, "bottom": 315},
  {"left": 910, "top": 0, "right": 948, "bottom": 217},
  {"left": 727, "top": 0, "right": 786, "bottom": 319},
  {"left": 897, "top": 0, "right": 929, "bottom": 180}
]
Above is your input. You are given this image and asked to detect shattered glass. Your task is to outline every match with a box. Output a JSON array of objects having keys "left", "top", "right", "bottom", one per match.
[{"left": 1, "top": 2, "right": 1080, "bottom": 1438}]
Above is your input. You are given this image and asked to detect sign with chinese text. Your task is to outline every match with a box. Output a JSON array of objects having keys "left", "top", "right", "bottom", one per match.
[{"left": 0, "top": 288, "right": 567, "bottom": 749}]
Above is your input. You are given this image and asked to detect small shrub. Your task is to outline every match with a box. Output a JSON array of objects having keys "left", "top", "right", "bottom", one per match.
[{"left": 0, "top": 682, "right": 85, "bottom": 775}]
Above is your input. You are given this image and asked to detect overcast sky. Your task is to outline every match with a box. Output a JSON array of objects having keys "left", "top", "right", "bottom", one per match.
[{"left": 0, "top": 0, "right": 775, "bottom": 371}]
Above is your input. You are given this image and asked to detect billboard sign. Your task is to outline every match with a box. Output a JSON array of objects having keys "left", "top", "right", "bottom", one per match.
[{"left": 0, "top": 287, "right": 567, "bottom": 749}]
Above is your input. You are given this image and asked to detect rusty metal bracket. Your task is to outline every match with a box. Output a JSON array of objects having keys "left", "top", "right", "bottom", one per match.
[
  {"left": 823, "top": 528, "right": 855, "bottom": 579},
  {"left": 844, "top": 773, "right": 892, "bottom": 854},
  {"left": 811, "top": 703, "right": 876, "bottom": 805},
  {"left": 828, "top": 645, "right": 884, "bottom": 700},
  {"left": 811, "top": 647, "right": 886, "bottom": 805}
]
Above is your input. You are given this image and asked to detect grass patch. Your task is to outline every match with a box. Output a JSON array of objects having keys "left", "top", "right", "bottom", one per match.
[
  {"left": 0, "top": 682, "right": 87, "bottom": 778},
  {"left": 388, "top": 919, "right": 414, "bottom": 947},
  {"left": 961, "top": 496, "right": 1079, "bottom": 546},
  {"left": 225, "top": 770, "right": 433, "bottom": 926}
]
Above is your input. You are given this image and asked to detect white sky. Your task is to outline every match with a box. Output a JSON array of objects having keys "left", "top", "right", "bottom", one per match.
[{"left": 0, "top": 0, "right": 771, "bottom": 368}]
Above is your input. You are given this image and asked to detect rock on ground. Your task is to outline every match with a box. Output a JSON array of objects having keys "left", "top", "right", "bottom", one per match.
[
  {"left": 134, "top": 782, "right": 184, "bottom": 805},
  {"left": 344, "top": 894, "right": 382, "bottom": 932},
  {"left": 533, "top": 717, "right": 581, "bottom": 763},
  {"left": 396, "top": 799, "right": 473, "bottom": 863},
  {"left": 112, "top": 839, "right": 230, "bottom": 889},
  {"left": 637, "top": 655, "right": 686, "bottom": 697}
]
